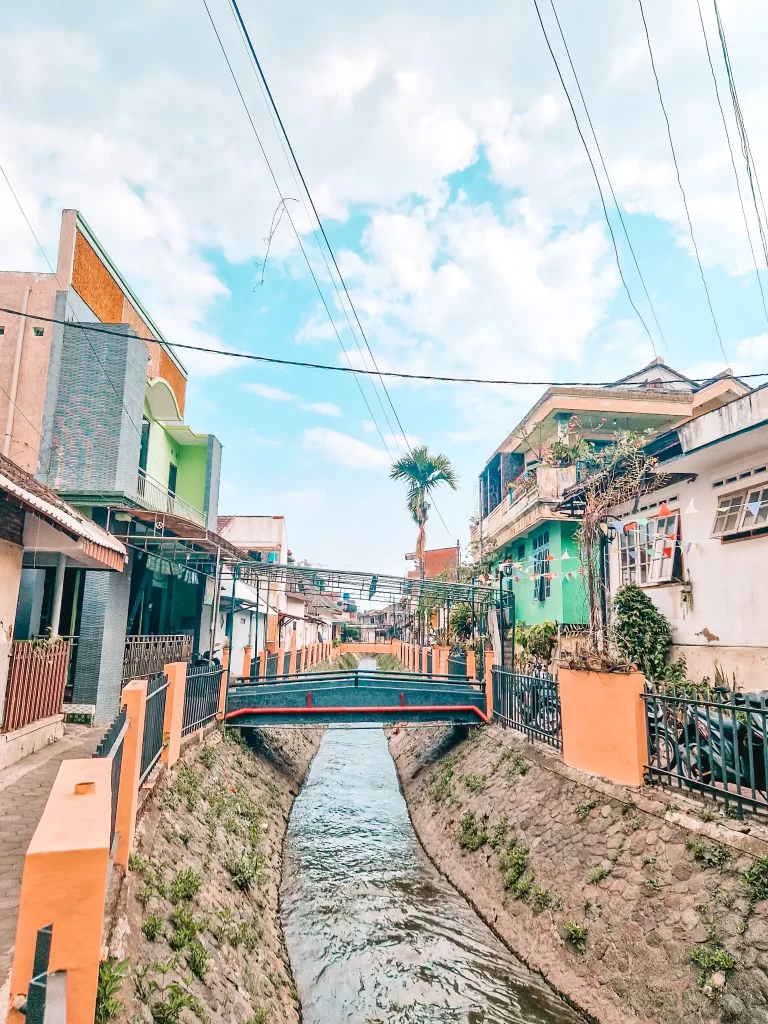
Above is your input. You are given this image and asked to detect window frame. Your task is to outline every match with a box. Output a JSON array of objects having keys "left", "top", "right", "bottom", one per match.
[
  {"left": 619, "top": 512, "right": 681, "bottom": 586},
  {"left": 712, "top": 484, "right": 768, "bottom": 538},
  {"left": 532, "top": 530, "right": 551, "bottom": 602}
]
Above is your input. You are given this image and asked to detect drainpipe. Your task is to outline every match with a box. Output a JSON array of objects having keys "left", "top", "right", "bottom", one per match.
[
  {"left": 49, "top": 552, "right": 67, "bottom": 637},
  {"left": 3, "top": 286, "right": 31, "bottom": 458}
]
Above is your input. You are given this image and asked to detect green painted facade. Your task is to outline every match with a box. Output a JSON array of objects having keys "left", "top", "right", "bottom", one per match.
[
  {"left": 495, "top": 520, "right": 587, "bottom": 627},
  {"left": 143, "top": 399, "right": 208, "bottom": 516}
]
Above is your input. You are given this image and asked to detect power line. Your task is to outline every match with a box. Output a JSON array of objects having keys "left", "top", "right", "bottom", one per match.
[
  {"left": 228, "top": 0, "right": 417, "bottom": 462},
  {"left": 6, "top": 307, "right": 767, "bottom": 387},
  {"left": 695, "top": 0, "right": 768, "bottom": 327},
  {"left": 548, "top": 0, "right": 669, "bottom": 355},
  {"left": 637, "top": 0, "right": 729, "bottom": 365},
  {"left": 228, "top": 4, "right": 406, "bottom": 456},
  {"left": 199, "top": 0, "right": 395, "bottom": 462},
  {"left": 530, "top": 0, "right": 659, "bottom": 356}
]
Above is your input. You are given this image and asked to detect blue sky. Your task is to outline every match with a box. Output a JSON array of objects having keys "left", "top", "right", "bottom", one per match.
[{"left": 3, "top": 0, "right": 768, "bottom": 571}]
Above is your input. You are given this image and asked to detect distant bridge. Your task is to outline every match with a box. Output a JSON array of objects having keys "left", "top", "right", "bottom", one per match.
[{"left": 225, "top": 664, "right": 488, "bottom": 727}]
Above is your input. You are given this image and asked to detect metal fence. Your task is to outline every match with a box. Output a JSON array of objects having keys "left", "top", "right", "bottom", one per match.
[
  {"left": 643, "top": 683, "right": 768, "bottom": 818},
  {"left": 122, "top": 635, "right": 191, "bottom": 685},
  {"left": 296, "top": 649, "right": 303, "bottom": 673},
  {"left": 182, "top": 664, "right": 223, "bottom": 736},
  {"left": 492, "top": 667, "right": 562, "bottom": 749},
  {"left": 25, "top": 925, "right": 53, "bottom": 1024},
  {"left": 139, "top": 673, "right": 169, "bottom": 786},
  {"left": 283, "top": 650, "right": 291, "bottom": 674},
  {"left": 93, "top": 705, "right": 128, "bottom": 848},
  {"left": 426, "top": 650, "right": 433, "bottom": 674},
  {"left": 447, "top": 650, "right": 468, "bottom": 677},
  {"left": 2, "top": 639, "right": 70, "bottom": 732},
  {"left": 266, "top": 653, "right": 278, "bottom": 678}
]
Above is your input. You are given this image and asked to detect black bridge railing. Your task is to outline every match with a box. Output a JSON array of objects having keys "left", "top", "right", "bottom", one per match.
[
  {"left": 492, "top": 667, "right": 562, "bottom": 749},
  {"left": 25, "top": 925, "right": 53, "bottom": 1024},
  {"left": 182, "top": 664, "right": 223, "bottom": 736},
  {"left": 139, "top": 672, "right": 169, "bottom": 786},
  {"left": 643, "top": 682, "right": 768, "bottom": 818},
  {"left": 448, "top": 651, "right": 467, "bottom": 677},
  {"left": 93, "top": 705, "right": 128, "bottom": 848},
  {"left": 230, "top": 668, "right": 475, "bottom": 688}
]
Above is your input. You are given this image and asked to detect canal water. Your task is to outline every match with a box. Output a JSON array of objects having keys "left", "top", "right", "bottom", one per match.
[{"left": 280, "top": 725, "right": 584, "bottom": 1023}]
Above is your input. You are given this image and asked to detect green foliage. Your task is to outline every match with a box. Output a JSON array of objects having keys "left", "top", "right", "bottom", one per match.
[
  {"left": 457, "top": 812, "right": 488, "bottom": 852},
  {"left": 489, "top": 818, "right": 509, "bottom": 852},
  {"left": 575, "top": 799, "right": 597, "bottom": 821},
  {"left": 531, "top": 885, "right": 558, "bottom": 911},
  {"left": 429, "top": 755, "right": 457, "bottom": 804},
  {"left": 510, "top": 872, "right": 534, "bottom": 899},
  {"left": 500, "top": 839, "right": 530, "bottom": 892},
  {"left": 690, "top": 944, "right": 736, "bottom": 986},
  {"left": 225, "top": 852, "right": 266, "bottom": 889},
  {"left": 449, "top": 603, "right": 474, "bottom": 642},
  {"left": 185, "top": 939, "right": 209, "bottom": 980},
  {"left": 142, "top": 912, "right": 164, "bottom": 942},
  {"left": 178, "top": 829, "right": 193, "bottom": 847},
  {"left": 505, "top": 754, "right": 528, "bottom": 778},
  {"left": 464, "top": 773, "right": 486, "bottom": 793},
  {"left": 588, "top": 866, "right": 610, "bottom": 885},
  {"left": 129, "top": 852, "right": 148, "bottom": 874},
  {"left": 685, "top": 839, "right": 731, "bottom": 870},
  {"left": 646, "top": 877, "right": 663, "bottom": 891},
  {"left": 95, "top": 958, "right": 129, "bottom": 1024},
  {"left": 515, "top": 621, "right": 557, "bottom": 669},
  {"left": 613, "top": 585, "right": 684, "bottom": 681},
  {"left": 563, "top": 921, "right": 588, "bottom": 952},
  {"left": 340, "top": 623, "right": 361, "bottom": 642},
  {"left": 169, "top": 868, "right": 202, "bottom": 903},
  {"left": 376, "top": 653, "right": 408, "bottom": 672},
  {"left": 199, "top": 746, "right": 216, "bottom": 769},
  {"left": 742, "top": 856, "right": 768, "bottom": 904},
  {"left": 246, "top": 1011, "right": 268, "bottom": 1024},
  {"left": 151, "top": 983, "right": 196, "bottom": 1024}
]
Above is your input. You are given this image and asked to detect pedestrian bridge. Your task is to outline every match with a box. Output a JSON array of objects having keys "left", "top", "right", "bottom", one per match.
[{"left": 225, "top": 662, "right": 488, "bottom": 727}]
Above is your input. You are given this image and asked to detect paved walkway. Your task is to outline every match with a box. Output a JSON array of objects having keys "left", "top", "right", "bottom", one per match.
[{"left": 0, "top": 725, "right": 103, "bottom": 996}]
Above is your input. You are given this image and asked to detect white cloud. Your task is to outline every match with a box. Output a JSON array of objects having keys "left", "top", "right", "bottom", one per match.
[
  {"left": 303, "top": 428, "right": 390, "bottom": 468},
  {"left": 244, "top": 382, "right": 293, "bottom": 402},
  {"left": 246, "top": 430, "right": 279, "bottom": 447},
  {"left": 306, "top": 401, "right": 342, "bottom": 417}
]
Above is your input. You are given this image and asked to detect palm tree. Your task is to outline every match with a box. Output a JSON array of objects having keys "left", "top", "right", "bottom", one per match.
[{"left": 390, "top": 446, "right": 458, "bottom": 577}]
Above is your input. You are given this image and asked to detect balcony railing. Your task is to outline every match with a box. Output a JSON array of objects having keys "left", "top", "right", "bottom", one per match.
[
  {"left": 122, "top": 634, "right": 192, "bottom": 685},
  {"left": 2, "top": 639, "right": 71, "bottom": 732},
  {"left": 473, "top": 464, "right": 578, "bottom": 544},
  {"left": 136, "top": 468, "right": 206, "bottom": 527}
]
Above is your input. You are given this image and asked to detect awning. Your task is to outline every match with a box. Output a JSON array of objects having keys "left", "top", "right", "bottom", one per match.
[
  {"left": 114, "top": 508, "right": 247, "bottom": 567},
  {"left": 0, "top": 453, "right": 126, "bottom": 571}
]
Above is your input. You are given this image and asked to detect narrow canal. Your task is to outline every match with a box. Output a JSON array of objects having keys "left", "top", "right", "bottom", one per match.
[{"left": 281, "top": 725, "right": 584, "bottom": 1023}]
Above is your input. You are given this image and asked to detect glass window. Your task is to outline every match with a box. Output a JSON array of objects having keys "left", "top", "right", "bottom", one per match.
[
  {"left": 742, "top": 487, "right": 768, "bottom": 530},
  {"left": 648, "top": 514, "right": 679, "bottom": 583},
  {"left": 713, "top": 493, "right": 745, "bottom": 536},
  {"left": 620, "top": 517, "right": 677, "bottom": 586}
]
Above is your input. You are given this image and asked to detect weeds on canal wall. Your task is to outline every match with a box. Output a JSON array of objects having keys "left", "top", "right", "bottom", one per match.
[
  {"left": 458, "top": 812, "right": 488, "bottom": 851},
  {"left": 429, "top": 755, "right": 458, "bottom": 804},
  {"left": 376, "top": 653, "right": 409, "bottom": 672}
]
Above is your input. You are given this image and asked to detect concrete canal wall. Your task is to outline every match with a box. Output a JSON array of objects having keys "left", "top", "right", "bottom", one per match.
[{"left": 390, "top": 721, "right": 768, "bottom": 1024}]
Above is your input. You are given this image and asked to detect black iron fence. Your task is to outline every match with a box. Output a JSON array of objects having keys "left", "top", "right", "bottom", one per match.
[
  {"left": 93, "top": 705, "right": 128, "bottom": 848},
  {"left": 139, "top": 673, "right": 169, "bottom": 786},
  {"left": 643, "top": 683, "right": 768, "bottom": 818},
  {"left": 448, "top": 650, "right": 467, "bottom": 677},
  {"left": 182, "top": 664, "right": 223, "bottom": 736},
  {"left": 492, "top": 667, "right": 562, "bottom": 749},
  {"left": 25, "top": 925, "right": 53, "bottom": 1024},
  {"left": 283, "top": 650, "right": 291, "bottom": 674},
  {"left": 426, "top": 650, "right": 433, "bottom": 674},
  {"left": 266, "top": 653, "right": 278, "bottom": 678},
  {"left": 122, "top": 634, "right": 191, "bottom": 685}
]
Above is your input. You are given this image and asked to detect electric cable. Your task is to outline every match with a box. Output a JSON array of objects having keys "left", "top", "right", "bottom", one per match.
[
  {"left": 695, "top": 0, "right": 768, "bottom": 326},
  {"left": 637, "top": 0, "right": 729, "bottom": 365},
  {"left": 549, "top": 0, "right": 669, "bottom": 355},
  {"left": 531, "top": 0, "right": 659, "bottom": 356},
  {"left": 199, "top": 0, "right": 395, "bottom": 462},
  {"left": 5, "top": 307, "right": 766, "bottom": 386}
]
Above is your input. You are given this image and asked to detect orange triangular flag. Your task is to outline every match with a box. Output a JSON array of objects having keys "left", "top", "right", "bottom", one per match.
[
  {"left": 658, "top": 502, "right": 671, "bottom": 517},
  {"left": 545, "top": 553, "right": 555, "bottom": 562}
]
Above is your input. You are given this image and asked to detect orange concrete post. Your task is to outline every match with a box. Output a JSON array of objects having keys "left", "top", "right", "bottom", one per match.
[
  {"left": 484, "top": 652, "right": 494, "bottom": 719},
  {"left": 8, "top": 759, "right": 111, "bottom": 1024},
  {"left": 289, "top": 631, "right": 297, "bottom": 674},
  {"left": 217, "top": 658, "right": 229, "bottom": 721},
  {"left": 436, "top": 645, "right": 449, "bottom": 675},
  {"left": 161, "top": 662, "right": 187, "bottom": 769},
  {"left": 559, "top": 669, "right": 647, "bottom": 786},
  {"left": 115, "top": 679, "right": 147, "bottom": 869},
  {"left": 221, "top": 645, "right": 230, "bottom": 679},
  {"left": 466, "top": 651, "right": 476, "bottom": 680},
  {"left": 242, "top": 645, "right": 252, "bottom": 678}
]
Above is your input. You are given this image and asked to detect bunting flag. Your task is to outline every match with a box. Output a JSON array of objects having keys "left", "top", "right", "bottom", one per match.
[
  {"left": 545, "top": 553, "right": 555, "bottom": 562},
  {"left": 562, "top": 549, "right": 570, "bottom": 559},
  {"left": 747, "top": 500, "right": 762, "bottom": 518},
  {"left": 684, "top": 497, "right": 697, "bottom": 515},
  {"left": 624, "top": 520, "right": 638, "bottom": 532},
  {"left": 613, "top": 520, "right": 625, "bottom": 535},
  {"left": 657, "top": 502, "right": 672, "bottom": 517},
  {"left": 566, "top": 571, "right": 573, "bottom": 580},
  {"left": 663, "top": 546, "right": 672, "bottom": 557}
]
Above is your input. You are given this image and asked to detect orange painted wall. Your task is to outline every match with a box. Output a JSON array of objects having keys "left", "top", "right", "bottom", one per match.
[{"left": 559, "top": 668, "right": 647, "bottom": 787}]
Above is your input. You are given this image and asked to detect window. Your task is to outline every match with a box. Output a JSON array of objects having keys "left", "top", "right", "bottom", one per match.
[
  {"left": 517, "top": 543, "right": 525, "bottom": 560},
  {"left": 532, "top": 530, "right": 550, "bottom": 601},
  {"left": 139, "top": 417, "right": 150, "bottom": 474},
  {"left": 167, "top": 462, "right": 177, "bottom": 496},
  {"left": 33, "top": 327, "right": 44, "bottom": 337},
  {"left": 713, "top": 486, "right": 768, "bottom": 537},
  {"left": 0, "top": 327, "right": 4, "bottom": 335},
  {"left": 620, "top": 514, "right": 680, "bottom": 585},
  {"left": 267, "top": 551, "right": 277, "bottom": 563}
]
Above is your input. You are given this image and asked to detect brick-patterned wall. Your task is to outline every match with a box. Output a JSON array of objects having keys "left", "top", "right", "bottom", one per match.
[
  {"left": 0, "top": 496, "right": 24, "bottom": 547},
  {"left": 120, "top": 299, "right": 186, "bottom": 417},
  {"left": 71, "top": 231, "right": 123, "bottom": 322}
]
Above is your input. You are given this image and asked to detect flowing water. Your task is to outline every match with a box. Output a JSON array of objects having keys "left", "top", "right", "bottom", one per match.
[{"left": 281, "top": 725, "right": 584, "bottom": 1024}]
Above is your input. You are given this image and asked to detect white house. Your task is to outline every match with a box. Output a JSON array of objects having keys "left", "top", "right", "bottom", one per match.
[{"left": 606, "top": 385, "right": 768, "bottom": 688}]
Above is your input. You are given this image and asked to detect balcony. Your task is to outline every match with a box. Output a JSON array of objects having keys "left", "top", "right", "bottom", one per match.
[
  {"left": 136, "top": 468, "right": 206, "bottom": 528},
  {"left": 472, "top": 464, "right": 577, "bottom": 549}
]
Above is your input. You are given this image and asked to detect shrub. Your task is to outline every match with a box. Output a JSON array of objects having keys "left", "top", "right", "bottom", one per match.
[
  {"left": 690, "top": 944, "right": 736, "bottom": 986},
  {"left": 170, "top": 868, "right": 202, "bottom": 903},
  {"left": 588, "top": 866, "right": 610, "bottom": 885},
  {"left": 515, "top": 621, "right": 557, "bottom": 669},
  {"left": 510, "top": 872, "right": 534, "bottom": 900},
  {"left": 563, "top": 921, "right": 588, "bottom": 952},
  {"left": 501, "top": 843, "right": 530, "bottom": 891},
  {"left": 430, "top": 756, "right": 458, "bottom": 804},
  {"left": 742, "top": 856, "right": 768, "bottom": 904},
  {"left": 246, "top": 1010, "right": 268, "bottom": 1024},
  {"left": 505, "top": 755, "right": 529, "bottom": 778},
  {"left": 464, "top": 773, "right": 486, "bottom": 793},
  {"left": 226, "top": 852, "right": 265, "bottom": 890},
  {"left": 95, "top": 958, "right": 129, "bottom": 1024},
  {"left": 199, "top": 746, "right": 216, "bottom": 769},
  {"left": 458, "top": 812, "right": 488, "bottom": 852},
  {"left": 685, "top": 839, "right": 730, "bottom": 870},
  {"left": 531, "top": 885, "right": 557, "bottom": 911},
  {"left": 613, "top": 584, "right": 681, "bottom": 681},
  {"left": 185, "top": 939, "right": 209, "bottom": 980},
  {"left": 141, "top": 912, "right": 164, "bottom": 942},
  {"left": 489, "top": 818, "right": 509, "bottom": 852}
]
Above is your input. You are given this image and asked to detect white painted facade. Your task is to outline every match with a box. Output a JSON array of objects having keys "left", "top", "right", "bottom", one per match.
[{"left": 607, "top": 387, "right": 768, "bottom": 688}]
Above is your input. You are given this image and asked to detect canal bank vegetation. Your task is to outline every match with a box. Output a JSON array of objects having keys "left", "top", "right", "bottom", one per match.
[
  {"left": 106, "top": 726, "right": 321, "bottom": 1024},
  {"left": 389, "top": 722, "right": 768, "bottom": 1024}
]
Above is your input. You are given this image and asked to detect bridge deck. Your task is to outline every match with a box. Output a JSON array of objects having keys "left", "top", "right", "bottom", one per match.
[{"left": 225, "top": 669, "right": 487, "bottom": 726}]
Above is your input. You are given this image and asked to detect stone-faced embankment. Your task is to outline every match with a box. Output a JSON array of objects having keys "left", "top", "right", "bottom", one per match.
[
  {"left": 109, "top": 726, "right": 321, "bottom": 1024},
  {"left": 389, "top": 722, "right": 768, "bottom": 1024}
]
